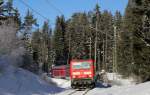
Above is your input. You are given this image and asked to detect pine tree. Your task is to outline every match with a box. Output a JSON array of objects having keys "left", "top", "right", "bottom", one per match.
[
  {"left": 101, "top": 10, "right": 114, "bottom": 71},
  {"left": 118, "top": 0, "right": 138, "bottom": 77},
  {"left": 22, "top": 10, "right": 36, "bottom": 52},
  {"left": 132, "top": 0, "right": 150, "bottom": 82},
  {"left": 21, "top": 10, "right": 37, "bottom": 71},
  {"left": 114, "top": 11, "right": 124, "bottom": 74},
  {"left": 31, "top": 29, "right": 41, "bottom": 73},
  {"left": 120, "top": 0, "right": 150, "bottom": 82},
  {"left": 53, "top": 15, "right": 67, "bottom": 65},
  {"left": 91, "top": 4, "right": 104, "bottom": 71},
  {"left": 90, "top": 4, "right": 114, "bottom": 71},
  {"left": 41, "top": 21, "right": 52, "bottom": 72},
  {"left": 66, "top": 13, "right": 90, "bottom": 60},
  {"left": 31, "top": 21, "right": 52, "bottom": 73},
  {"left": 0, "top": 0, "right": 19, "bottom": 17}
]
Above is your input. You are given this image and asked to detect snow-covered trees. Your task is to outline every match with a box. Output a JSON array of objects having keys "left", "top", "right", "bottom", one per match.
[{"left": 118, "top": 0, "right": 150, "bottom": 82}]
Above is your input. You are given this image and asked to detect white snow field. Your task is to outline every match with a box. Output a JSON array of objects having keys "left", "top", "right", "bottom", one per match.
[
  {"left": 0, "top": 59, "right": 65, "bottom": 95},
  {"left": 0, "top": 67, "right": 65, "bottom": 95},
  {"left": 106, "top": 73, "right": 135, "bottom": 86},
  {"left": 56, "top": 73, "right": 150, "bottom": 95},
  {"left": 47, "top": 78, "right": 71, "bottom": 88},
  {"left": 87, "top": 81, "right": 150, "bottom": 95},
  {"left": 55, "top": 81, "right": 150, "bottom": 95}
]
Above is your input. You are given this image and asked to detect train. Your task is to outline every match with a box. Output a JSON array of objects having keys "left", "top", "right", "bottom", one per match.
[
  {"left": 51, "top": 59, "right": 99, "bottom": 89},
  {"left": 70, "top": 59, "right": 98, "bottom": 89},
  {"left": 51, "top": 65, "right": 70, "bottom": 79}
]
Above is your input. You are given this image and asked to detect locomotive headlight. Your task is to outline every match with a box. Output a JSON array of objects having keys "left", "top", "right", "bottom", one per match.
[
  {"left": 84, "top": 72, "right": 91, "bottom": 75},
  {"left": 73, "top": 72, "right": 80, "bottom": 75},
  {"left": 73, "top": 75, "right": 76, "bottom": 78},
  {"left": 89, "top": 74, "right": 92, "bottom": 77}
]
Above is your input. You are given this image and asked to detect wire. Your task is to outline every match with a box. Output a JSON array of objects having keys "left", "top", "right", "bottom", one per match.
[
  {"left": 44, "top": 0, "right": 63, "bottom": 15},
  {"left": 19, "top": 0, "right": 49, "bottom": 20}
]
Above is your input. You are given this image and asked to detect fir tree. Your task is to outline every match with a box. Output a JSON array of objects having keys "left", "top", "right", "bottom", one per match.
[
  {"left": 41, "top": 21, "right": 52, "bottom": 72},
  {"left": 114, "top": 11, "right": 124, "bottom": 74},
  {"left": 53, "top": 15, "right": 67, "bottom": 65},
  {"left": 66, "top": 13, "right": 90, "bottom": 60},
  {"left": 101, "top": 10, "right": 113, "bottom": 71},
  {"left": 21, "top": 10, "right": 37, "bottom": 72},
  {"left": 120, "top": 0, "right": 150, "bottom": 82},
  {"left": 22, "top": 10, "right": 36, "bottom": 51}
]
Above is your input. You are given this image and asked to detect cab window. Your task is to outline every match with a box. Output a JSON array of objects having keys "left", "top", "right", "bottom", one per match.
[{"left": 72, "top": 62, "right": 91, "bottom": 69}]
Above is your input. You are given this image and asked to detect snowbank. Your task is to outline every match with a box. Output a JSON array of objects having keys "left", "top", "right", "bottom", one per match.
[
  {"left": 41, "top": 73, "right": 71, "bottom": 89},
  {"left": 56, "top": 77, "right": 150, "bottom": 95},
  {"left": 48, "top": 78, "right": 71, "bottom": 88},
  {"left": 0, "top": 47, "right": 66, "bottom": 95},
  {"left": 56, "top": 72, "right": 150, "bottom": 95},
  {"left": 87, "top": 81, "right": 150, "bottom": 95},
  {"left": 107, "top": 73, "right": 135, "bottom": 86},
  {"left": 0, "top": 65, "right": 64, "bottom": 95}
]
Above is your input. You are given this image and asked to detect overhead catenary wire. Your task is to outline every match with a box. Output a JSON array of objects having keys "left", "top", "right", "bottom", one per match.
[
  {"left": 19, "top": 0, "right": 49, "bottom": 21},
  {"left": 44, "top": 0, "right": 63, "bottom": 15}
]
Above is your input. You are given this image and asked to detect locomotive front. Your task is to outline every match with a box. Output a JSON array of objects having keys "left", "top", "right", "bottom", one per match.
[{"left": 70, "top": 59, "right": 96, "bottom": 89}]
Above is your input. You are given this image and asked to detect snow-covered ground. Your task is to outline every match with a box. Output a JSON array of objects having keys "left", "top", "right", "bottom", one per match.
[
  {"left": 1, "top": 67, "right": 150, "bottom": 95},
  {"left": 106, "top": 73, "right": 135, "bottom": 86},
  {"left": 47, "top": 78, "right": 71, "bottom": 89},
  {"left": 0, "top": 66, "right": 65, "bottom": 95},
  {"left": 1, "top": 57, "right": 150, "bottom": 95},
  {"left": 0, "top": 55, "right": 66, "bottom": 95},
  {"left": 56, "top": 73, "right": 150, "bottom": 95},
  {"left": 56, "top": 81, "right": 150, "bottom": 95},
  {"left": 87, "top": 81, "right": 150, "bottom": 95}
]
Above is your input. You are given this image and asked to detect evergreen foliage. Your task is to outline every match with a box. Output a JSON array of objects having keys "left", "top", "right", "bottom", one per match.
[
  {"left": 20, "top": 10, "right": 37, "bottom": 72},
  {"left": 66, "top": 13, "right": 90, "bottom": 60},
  {"left": 118, "top": 0, "right": 150, "bottom": 82},
  {"left": 31, "top": 21, "right": 52, "bottom": 73},
  {"left": 53, "top": 15, "right": 67, "bottom": 65},
  {"left": 21, "top": 10, "right": 36, "bottom": 51}
]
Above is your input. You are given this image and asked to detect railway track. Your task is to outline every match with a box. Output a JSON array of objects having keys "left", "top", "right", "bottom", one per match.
[{"left": 67, "top": 89, "right": 91, "bottom": 95}]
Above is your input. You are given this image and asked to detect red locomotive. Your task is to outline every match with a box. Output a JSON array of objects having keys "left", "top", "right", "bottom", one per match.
[{"left": 70, "top": 59, "right": 97, "bottom": 89}]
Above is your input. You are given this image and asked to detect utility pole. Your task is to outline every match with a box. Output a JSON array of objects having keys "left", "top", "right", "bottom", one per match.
[
  {"left": 86, "top": 37, "right": 92, "bottom": 59},
  {"left": 113, "top": 26, "right": 117, "bottom": 75},
  {"left": 102, "top": 39, "right": 105, "bottom": 70},
  {"left": 67, "top": 31, "right": 71, "bottom": 65},
  {"left": 105, "top": 29, "right": 108, "bottom": 71},
  {"left": 89, "top": 37, "right": 92, "bottom": 59},
  {"left": 97, "top": 49, "right": 101, "bottom": 71},
  {"left": 95, "top": 16, "right": 98, "bottom": 72}
]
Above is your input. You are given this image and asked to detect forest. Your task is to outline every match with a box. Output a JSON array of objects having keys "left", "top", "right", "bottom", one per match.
[{"left": 0, "top": 0, "right": 150, "bottom": 83}]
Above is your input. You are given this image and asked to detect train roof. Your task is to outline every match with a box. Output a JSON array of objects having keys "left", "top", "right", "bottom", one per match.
[
  {"left": 52, "top": 65, "right": 69, "bottom": 69},
  {"left": 70, "top": 59, "right": 94, "bottom": 62}
]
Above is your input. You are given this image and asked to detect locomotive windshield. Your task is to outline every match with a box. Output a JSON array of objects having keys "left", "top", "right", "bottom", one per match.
[{"left": 72, "top": 62, "right": 91, "bottom": 69}]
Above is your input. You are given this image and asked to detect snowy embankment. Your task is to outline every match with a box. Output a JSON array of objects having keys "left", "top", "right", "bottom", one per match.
[
  {"left": 86, "top": 73, "right": 150, "bottom": 95},
  {"left": 0, "top": 58, "right": 64, "bottom": 95},
  {"left": 87, "top": 81, "right": 150, "bottom": 95},
  {"left": 48, "top": 78, "right": 71, "bottom": 88},
  {"left": 56, "top": 73, "right": 150, "bottom": 95},
  {"left": 106, "top": 73, "right": 135, "bottom": 86},
  {"left": 41, "top": 73, "right": 71, "bottom": 89}
]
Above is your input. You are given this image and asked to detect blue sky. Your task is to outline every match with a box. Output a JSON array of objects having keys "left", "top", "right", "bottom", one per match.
[{"left": 13, "top": 0, "right": 128, "bottom": 28}]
